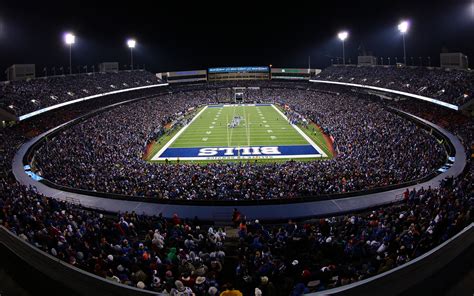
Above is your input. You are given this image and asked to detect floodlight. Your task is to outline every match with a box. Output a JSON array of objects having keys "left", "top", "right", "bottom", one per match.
[
  {"left": 338, "top": 31, "right": 348, "bottom": 41},
  {"left": 64, "top": 33, "right": 75, "bottom": 45},
  {"left": 127, "top": 39, "right": 136, "bottom": 48},
  {"left": 398, "top": 21, "right": 409, "bottom": 34}
]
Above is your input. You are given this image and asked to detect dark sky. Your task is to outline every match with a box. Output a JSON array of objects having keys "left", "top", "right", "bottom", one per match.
[{"left": 0, "top": 0, "right": 473, "bottom": 78}]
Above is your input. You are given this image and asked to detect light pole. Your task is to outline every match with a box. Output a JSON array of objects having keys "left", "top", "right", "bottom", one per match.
[
  {"left": 64, "top": 33, "right": 75, "bottom": 75},
  {"left": 127, "top": 39, "right": 136, "bottom": 70},
  {"left": 398, "top": 20, "right": 409, "bottom": 65},
  {"left": 338, "top": 31, "right": 349, "bottom": 65}
]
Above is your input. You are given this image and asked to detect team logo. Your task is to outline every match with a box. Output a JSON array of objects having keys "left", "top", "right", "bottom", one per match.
[{"left": 198, "top": 146, "right": 281, "bottom": 157}]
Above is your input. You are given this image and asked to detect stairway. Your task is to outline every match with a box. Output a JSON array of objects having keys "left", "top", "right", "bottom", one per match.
[{"left": 220, "top": 226, "right": 241, "bottom": 286}]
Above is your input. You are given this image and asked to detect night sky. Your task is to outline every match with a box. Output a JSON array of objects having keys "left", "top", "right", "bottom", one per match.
[{"left": 0, "top": 0, "right": 473, "bottom": 78}]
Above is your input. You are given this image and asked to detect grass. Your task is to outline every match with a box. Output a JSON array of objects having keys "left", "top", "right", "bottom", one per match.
[{"left": 146, "top": 104, "right": 333, "bottom": 163}]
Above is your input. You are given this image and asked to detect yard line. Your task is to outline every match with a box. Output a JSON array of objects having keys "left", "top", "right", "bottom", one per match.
[
  {"left": 151, "top": 106, "right": 208, "bottom": 160},
  {"left": 229, "top": 105, "right": 237, "bottom": 147},
  {"left": 271, "top": 104, "right": 327, "bottom": 157},
  {"left": 247, "top": 109, "right": 251, "bottom": 147},
  {"left": 226, "top": 114, "right": 229, "bottom": 147}
]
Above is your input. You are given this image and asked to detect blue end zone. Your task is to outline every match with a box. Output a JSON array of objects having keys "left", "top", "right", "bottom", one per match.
[{"left": 159, "top": 145, "right": 320, "bottom": 159}]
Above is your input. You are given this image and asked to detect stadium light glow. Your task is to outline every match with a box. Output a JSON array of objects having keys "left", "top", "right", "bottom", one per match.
[
  {"left": 64, "top": 32, "right": 75, "bottom": 75},
  {"left": 127, "top": 39, "right": 136, "bottom": 48},
  {"left": 127, "top": 39, "right": 136, "bottom": 70},
  {"left": 337, "top": 31, "right": 349, "bottom": 65},
  {"left": 398, "top": 20, "right": 409, "bottom": 34},
  {"left": 397, "top": 21, "right": 410, "bottom": 65},
  {"left": 64, "top": 32, "right": 75, "bottom": 45},
  {"left": 337, "top": 31, "right": 348, "bottom": 41}
]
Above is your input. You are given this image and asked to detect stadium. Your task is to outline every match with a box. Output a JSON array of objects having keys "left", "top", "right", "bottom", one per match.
[{"left": 0, "top": 2, "right": 473, "bottom": 296}]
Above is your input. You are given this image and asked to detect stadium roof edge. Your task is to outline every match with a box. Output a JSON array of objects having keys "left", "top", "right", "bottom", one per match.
[{"left": 309, "top": 79, "right": 459, "bottom": 111}]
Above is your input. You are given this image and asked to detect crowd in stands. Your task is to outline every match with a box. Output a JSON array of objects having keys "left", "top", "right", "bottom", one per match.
[
  {"left": 0, "top": 81, "right": 471, "bottom": 295},
  {"left": 0, "top": 70, "right": 162, "bottom": 116},
  {"left": 34, "top": 88, "right": 446, "bottom": 200},
  {"left": 316, "top": 65, "right": 474, "bottom": 106},
  {"left": 0, "top": 167, "right": 471, "bottom": 295}
]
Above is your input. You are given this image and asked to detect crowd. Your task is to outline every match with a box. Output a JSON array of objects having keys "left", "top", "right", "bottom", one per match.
[
  {"left": 34, "top": 87, "right": 446, "bottom": 200},
  {"left": 0, "top": 81, "right": 471, "bottom": 295},
  {"left": 0, "top": 70, "right": 162, "bottom": 116},
  {"left": 0, "top": 179, "right": 228, "bottom": 295},
  {"left": 316, "top": 65, "right": 474, "bottom": 106}
]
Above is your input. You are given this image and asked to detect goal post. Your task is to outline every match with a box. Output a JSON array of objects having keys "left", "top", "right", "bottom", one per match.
[{"left": 233, "top": 87, "right": 245, "bottom": 104}]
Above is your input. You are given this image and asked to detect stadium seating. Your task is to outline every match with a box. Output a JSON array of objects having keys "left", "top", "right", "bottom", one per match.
[
  {"left": 315, "top": 65, "right": 474, "bottom": 106},
  {"left": 0, "top": 70, "right": 162, "bottom": 117},
  {"left": 0, "top": 80, "right": 472, "bottom": 295},
  {"left": 33, "top": 87, "right": 446, "bottom": 200}
]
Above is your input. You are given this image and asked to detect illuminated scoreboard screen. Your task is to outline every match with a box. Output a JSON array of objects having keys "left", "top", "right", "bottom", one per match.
[
  {"left": 208, "top": 66, "right": 269, "bottom": 73},
  {"left": 207, "top": 66, "right": 270, "bottom": 81}
]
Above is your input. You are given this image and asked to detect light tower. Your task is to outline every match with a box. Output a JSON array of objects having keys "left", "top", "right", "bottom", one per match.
[
  {"left": 127, "top": 39, "right": 136, "bottom": 70},
  {"left": 64, "top": 33, "right": 75, "bottom": 75},
  {"left": 337, "top": 31, "right": 349, "bottom": 65},
  {"left": 398, "top": 21, "right": 409, "bottom": 65}
]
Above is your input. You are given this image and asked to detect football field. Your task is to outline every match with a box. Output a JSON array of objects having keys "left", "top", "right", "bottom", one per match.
[{"left": 149, "top": 104, "right": 331, "bottom": 162}]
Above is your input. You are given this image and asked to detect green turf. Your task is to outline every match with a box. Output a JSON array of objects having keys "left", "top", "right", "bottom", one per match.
[
  {"left": 171, "top": 105, "right": 307, "bottom": 148},
  {"left": 147, "top": 104, "right": 333, "bottom": 163}
]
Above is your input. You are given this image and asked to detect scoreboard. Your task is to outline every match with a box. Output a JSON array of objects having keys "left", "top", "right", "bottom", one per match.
[
  {"left": 208, "top": 66, "right": 269, "bottom": 73},
  {"left": 208, "top": 66, "right": 270, "bottom": 81}
]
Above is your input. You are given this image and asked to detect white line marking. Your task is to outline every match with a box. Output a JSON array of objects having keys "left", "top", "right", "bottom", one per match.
[
  {"left": 271, "top": 104, "right": 327, "bottom": 157},
  {"left": 151, "top": 106, "right": 209, "bottom": 160},
  {"left": 153, "top": 154, "right": 324, "bottom": 161}
]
